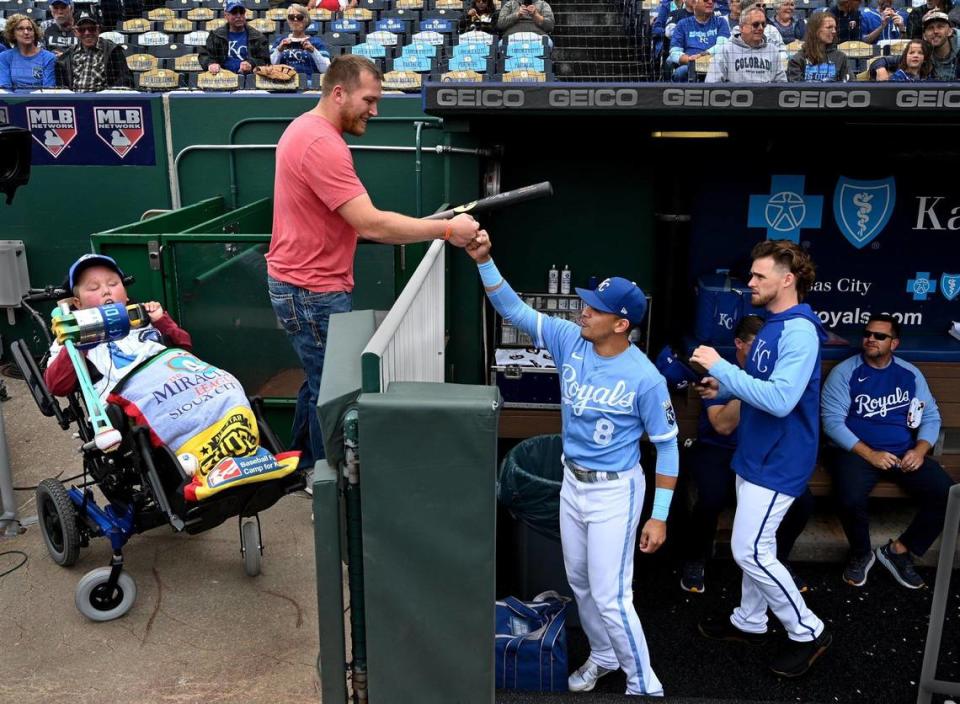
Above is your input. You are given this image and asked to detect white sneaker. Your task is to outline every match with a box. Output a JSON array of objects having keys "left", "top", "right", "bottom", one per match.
[
  {"left": 568, "top": 659, "right": 616, "bottom": 692},
  {"left": 304, "top": 483, "right": 313, "bottom": 496},
  {"left": 950, "top": 321, "right": 960, "bottom": 343}
]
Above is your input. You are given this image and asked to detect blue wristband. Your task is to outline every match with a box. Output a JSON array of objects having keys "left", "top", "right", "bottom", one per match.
[
  {"left": 652, "top": 487, "right": 673, "bottom": 521},
  {"left": 478, "top": 258, "right": 503, "bottom": 288}
]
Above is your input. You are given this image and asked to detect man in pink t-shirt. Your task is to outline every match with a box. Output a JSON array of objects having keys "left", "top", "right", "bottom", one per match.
[{"left": 266, "top": 55, "right": 479, "bottom": 474}]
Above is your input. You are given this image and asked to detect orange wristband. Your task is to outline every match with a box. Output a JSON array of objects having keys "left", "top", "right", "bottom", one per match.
[{"left": 443, "top": 223, "right": 453, "bottom": 241}]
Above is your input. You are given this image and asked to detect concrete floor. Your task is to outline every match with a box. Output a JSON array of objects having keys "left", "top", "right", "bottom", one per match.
[{"left": 0, "top": 375, "right": 322, "bottom": 704}]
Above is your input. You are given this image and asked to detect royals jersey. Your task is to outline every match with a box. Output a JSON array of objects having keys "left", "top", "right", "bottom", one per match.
[
  {"left": 822, "top": 354, "right": 941, "bottom": 456},
  {"left": 490, "top": 279, "right": 678, "bottom": 472}
]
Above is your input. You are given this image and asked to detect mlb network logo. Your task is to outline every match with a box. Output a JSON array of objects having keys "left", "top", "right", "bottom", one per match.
[
  {"left": 26, "top": 107, "right": 78, "bottom": 158},
  {"left": 94, "top": 107, "right": 145, "bottom": 158}
]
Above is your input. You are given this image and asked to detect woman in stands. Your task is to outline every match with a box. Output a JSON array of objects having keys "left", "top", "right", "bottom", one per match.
[
  {"left": 0, "top": 14, "right": 56, "bottom": 89},
  {"left": 771, "top": 0, "right": 806, "bottom": 43},
  {"left": 888, "top": 38, "right": 934, "bottom": 80},
  {"left": 271, "top": 3, "right": 331, "bottom": 78},
  {"left": 459, "top": 0, "right": 499, "bottom": 34},
  {"left": 787, "top": 11, "right": 850, "bottom": 80}
]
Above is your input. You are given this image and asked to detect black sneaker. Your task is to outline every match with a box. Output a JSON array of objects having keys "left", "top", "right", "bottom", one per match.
[
  {"left": 783, "top": 561, "right": 809, "bottom": 593},
  {"left": 681, "top": 560, "right": 706, "bottom": 593},
  {"left": 842, "top": 551, "right": 876, "bottom": 587},
  {"left": 698, "top": 615, "right": 767, "bottom": 645},
  {"left": 770, "top": 630, "right": 833, "bottom": 678},
  {"left": 876, "top": 540, "right": 925, "bottom": 589}
]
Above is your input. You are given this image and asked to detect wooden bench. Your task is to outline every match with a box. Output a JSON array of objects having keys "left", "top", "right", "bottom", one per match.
[{"left": 498, "top": 360, "right": 960, "bottom": 498}]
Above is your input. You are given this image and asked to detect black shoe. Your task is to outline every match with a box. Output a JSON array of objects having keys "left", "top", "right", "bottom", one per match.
[
  {"left": 770, "top": 630, "right": 832, "bottom": 678},
  {"left": 783, "top": 561, "right": 809, "bottom": 594},
  {"left": 681, "top": 560, "right": 706, "bottom": 593},
  {"left": 876, "top": 540, "right": 925, "bottom": 589},
  {"left": 698, "top": 615, "right": 767, "bottom": 645},
  {"left": 842, "top": 551, "right": 876, "bottom": 587}
]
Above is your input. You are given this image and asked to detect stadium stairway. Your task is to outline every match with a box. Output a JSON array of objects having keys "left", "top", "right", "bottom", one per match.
[{"left": 550, "top": 0, "right": 649, "bottom": 81}]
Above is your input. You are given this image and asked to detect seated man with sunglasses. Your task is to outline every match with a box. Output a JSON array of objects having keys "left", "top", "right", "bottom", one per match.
[
  {"left": 821, "top": 314, "right": 954, "bottom": 590},
  {"left": 54, "top": 9, "right": 133, "bottom": 90},
  {"left": 270, "top": 4, "right": 330, "bottom": 78},
  {"left": 706, "top": 4, "right": 787, "bottom": 82},
  {"left": 199, "top": 0, "right": 270, "bottom": 75}
]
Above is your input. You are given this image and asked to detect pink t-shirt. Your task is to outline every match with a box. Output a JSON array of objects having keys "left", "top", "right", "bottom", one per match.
[{"left": 266, "top": 112, "right": 367, "bottom": 292}]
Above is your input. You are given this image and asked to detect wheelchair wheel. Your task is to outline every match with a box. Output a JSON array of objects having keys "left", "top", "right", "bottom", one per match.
[
  {"left": 36, "top": 478, "right": 80, "bottom": 567},
  {"left": 241, "top": 519, "right": 262, "bottom": 577},
  {"left": 75, "top": 567, "right": 137, "bottom": 622}
]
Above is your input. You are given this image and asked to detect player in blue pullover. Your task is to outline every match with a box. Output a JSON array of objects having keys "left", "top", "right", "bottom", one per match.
[
  {"left": 467, "top": 230, "right": 679, "bottom": 697},
  {"left": 821, "top": 314, "right": 953, "bottom": 590},
  {"left": 691, "top": 239, "right": 831, "bottom": 678}
]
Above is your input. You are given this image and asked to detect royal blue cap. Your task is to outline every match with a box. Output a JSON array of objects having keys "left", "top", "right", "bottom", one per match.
[
  {"left": 225, "top": 0, "right": 246, "bottom": 12},
  {"left": 655, "top": 345, "right": 700, "bottom": 391},
  {"left": 50, "top": 0, "right": 72, "bottom": 6},
  {"left": 575, "top": 276, "right": 648, "bottom": 324},
  {"left": 67, "top": 254, "right": 125, "bottom": 290}
]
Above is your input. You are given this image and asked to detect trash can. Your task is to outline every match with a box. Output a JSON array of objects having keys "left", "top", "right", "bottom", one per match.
[{"left": 498, "top": 434, "right": 578, "bottom": 626}]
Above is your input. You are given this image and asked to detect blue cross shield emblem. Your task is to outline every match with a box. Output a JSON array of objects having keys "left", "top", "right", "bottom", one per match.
[
  {"left": 942, "top": 274, "right": 960, "bottom": 302},
  {"left": 832, "top": 176, "right": 896, "bottom": 249}
]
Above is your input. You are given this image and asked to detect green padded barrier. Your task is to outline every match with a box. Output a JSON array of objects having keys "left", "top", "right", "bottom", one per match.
[
  {"left": 313, "top": 462, "right": 348, "bottom": 704},
  {"left": 358, "top": 382, "right": 500, "bottom": 704},
  {"left": 316, "top": 310, "right": 380, "bottom": 472}
]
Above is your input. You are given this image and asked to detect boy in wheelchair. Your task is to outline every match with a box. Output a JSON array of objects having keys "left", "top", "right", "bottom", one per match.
[{"left": 43, "top": 253, "right": 301, "bottom": 503}]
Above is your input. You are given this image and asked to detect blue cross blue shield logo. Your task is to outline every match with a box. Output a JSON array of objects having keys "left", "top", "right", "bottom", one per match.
[
  {"left": 832, "top": 176, "right": 895, "bottom": 249},
  {"left": 941, "top": 274, "right": 960, "bottom": 302},
  {"left": 748, "top": 176, "right": 823, "bottom": 243}
]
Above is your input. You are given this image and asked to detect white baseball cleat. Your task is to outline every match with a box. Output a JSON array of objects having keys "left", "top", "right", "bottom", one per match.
[{"left": 568, "top": 659, "right": 616, "bottom": 692}]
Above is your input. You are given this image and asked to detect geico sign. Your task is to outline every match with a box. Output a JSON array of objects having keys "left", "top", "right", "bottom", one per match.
[
  {"left": 548, "top": 89, "right": 640, "bottom": 107},
  {"left": 895, "top": 90, "right": 960, "bottom": 108},
  {"left": 434, "top": 89, "right": 526, "bottom": 108},
  {"left": 778, "top": 90, "right": 871, "bottom": 108},
  {"left": 662, "top": 88, "right": 754, "bottom": 107}
]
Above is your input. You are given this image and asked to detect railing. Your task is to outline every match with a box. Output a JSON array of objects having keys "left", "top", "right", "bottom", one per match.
[
  {"left": 917, "top": 482, "right": 960, "bottom": 703},
  {"left": 361, "top": 238, "right": 446, "bottom": 394}
]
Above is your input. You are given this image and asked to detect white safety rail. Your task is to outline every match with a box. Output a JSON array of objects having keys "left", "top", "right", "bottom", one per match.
[{"left": 361, "top": 240, "right": 446, "bottom": 393}]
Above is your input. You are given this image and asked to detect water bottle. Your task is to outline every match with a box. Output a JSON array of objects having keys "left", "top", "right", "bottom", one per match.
[
  {"left": 548, "top": 264, "right": 559, "bottom": 294},
  {"left": 560, "top": 265, "right": 571, "bottom": 295}
]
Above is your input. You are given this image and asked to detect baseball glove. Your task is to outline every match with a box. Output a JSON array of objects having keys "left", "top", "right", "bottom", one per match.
[{"left": 255, "top": 64, "right": 298, "bottom": 81}]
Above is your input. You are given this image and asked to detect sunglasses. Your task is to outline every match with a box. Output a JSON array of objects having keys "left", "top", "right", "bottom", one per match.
[
  {"left": 288, "top": 13, "right": 305, "bottom": 19},
  {"left": 863, "top": 330, "right": 894, "bottom": 341},
  {"left": 748, "top": 20, "right": 765, "bottom": 27},
  {"left": 76, "top": 25, "right": 99, "bottom": 33}
]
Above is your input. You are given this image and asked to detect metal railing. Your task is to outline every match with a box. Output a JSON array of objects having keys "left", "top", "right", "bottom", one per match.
[
  {"left": 917, "top": 482, "right": 960, "bottom": 703},
  {"left": 360, "top": 238, "right": 446, "bottom": 394}
]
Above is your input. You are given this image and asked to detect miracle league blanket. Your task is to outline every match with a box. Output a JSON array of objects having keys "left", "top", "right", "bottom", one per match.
[{"left": 107, "top": 348, "right": 298, "bottom": 501}]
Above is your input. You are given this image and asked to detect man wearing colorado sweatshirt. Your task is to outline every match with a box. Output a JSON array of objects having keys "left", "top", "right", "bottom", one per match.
[
  {"left": 691, "top": 239, "right": 832, "bottom": 678},
  {"left": 706, "top": 5, "right": 787, "bottom": 82}
]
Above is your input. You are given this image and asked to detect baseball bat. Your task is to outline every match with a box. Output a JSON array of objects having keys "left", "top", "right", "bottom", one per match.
[{"left": 424, "top": 182, "right": 553, "bottom": 221}]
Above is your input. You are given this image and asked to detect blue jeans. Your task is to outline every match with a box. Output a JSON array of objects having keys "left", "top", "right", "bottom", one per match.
[{"left": 267, "top": 276, "right": 352, "bottom": 469}]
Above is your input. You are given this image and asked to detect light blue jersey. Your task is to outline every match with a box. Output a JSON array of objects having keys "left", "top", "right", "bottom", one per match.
[{"left": 487, "top": 273, "right": 679, "bottom": 474}]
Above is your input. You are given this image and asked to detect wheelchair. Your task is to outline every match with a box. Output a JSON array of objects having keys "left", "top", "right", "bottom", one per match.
[{"left": 10, "top": 287, "right": 305, "bottom": 622}]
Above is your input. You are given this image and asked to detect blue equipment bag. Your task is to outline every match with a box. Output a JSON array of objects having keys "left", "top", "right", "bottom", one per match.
[
  {"left": 694, "top": 270, "right": 758, "bottom": 345},
  {"left": 495, "top": 591, "right": 570, "bottom": 691}
]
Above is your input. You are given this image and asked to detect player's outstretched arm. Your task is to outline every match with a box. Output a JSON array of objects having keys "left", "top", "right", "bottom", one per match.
[{"left": 639, "top": 437, "right": 679, "bottom": 553}]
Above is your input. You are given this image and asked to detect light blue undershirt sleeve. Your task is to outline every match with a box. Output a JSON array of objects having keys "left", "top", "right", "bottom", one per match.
[
  {"left": 711, "top": 320, "right": 818, "bottom": 418},
  {"left": 652, "top": 437, "right": 679, "bottom": 477},
  {"left": 478, "top": 258, "right": 545, "bottom": 348},
  {"left": 821, "top": 358, "right": 860, "bottom": 451}
]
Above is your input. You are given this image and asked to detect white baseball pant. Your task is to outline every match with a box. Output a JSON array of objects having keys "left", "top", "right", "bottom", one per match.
[
  {"left": 559, "top": 465, "right": 664, "bottom": 696},
  {"left": 729, "top": 476, "right": 824, "bottom": 642}
]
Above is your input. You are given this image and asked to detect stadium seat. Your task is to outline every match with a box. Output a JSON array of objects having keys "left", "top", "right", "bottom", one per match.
[
  {"left": 138, "top": 67, "right": 182, "bottom": 91},
  {"left": 183, "top": 28, "right": 208, "bottom": 45},
  {"left": 445, "top": 52, "right": 491, "bottom": 72},
  {"left": 138, "top": 30, "right": 172, "bottom": 46},
  {"left": 247, "top": 0, "right": 269, "bottom": 12},
  {"left": 352, "top": 40, "right": 389, "bottom": 58},
  {"left": 373, "top": 17, "right": 410, "bottom": 39},
  {"left": 458, "top": 28, "right": 494, "bottom": 45},
  {"left": 122, "top": 18, "right": 153, "bottom": 34},
  {"left": 191, "top": 69, "right": 242, "bottom": 90},
  {"left": 186, "top": 6, "right": 215, "bottom": 20},
  {"left": 396, "top": 0, "right": 425, "bottom": 9},
  {"left": 839, "top": 40, "right": 874, "bottom": 58},
  {"left": 381, "top": 7, "right": 421, "bottom": 22},
  {"left": 323, "top": 31, "right": 360, "bottom": 48},
  {"left": 173, "top": 51, "right": 203, "bottom": 72},
  {"left": 205, "top": 17, "right": 226, "bottom": 31},
  {"left": 389, "top": 52, "right": 433, "bottom": 72},
  {"left": 148, "top": 43, "right": 190, "bottom": 58},
  {"left": 126, "top": 52, "right": 160, "bottom": 72},
  {"left": 166, "top": 0, "right": 198, "bottom": 11},
  {"left": 452, "top": 40, "right": 491, "bottom": 58},
  {"left": 500, "top": 68, "right": 547, "bottom": 82},
  {"left": 249, "top": 17, "right": 277, "bottom": 35},
  {"left": 432, "top": 0, "right": 467, "bottom": 8},
  {"left": 381, "top": 68, "right": 423, "bottom": 90},
  {"left": 884, "top": 38, "right": 909, "bottom": 56},
  {"left": 421, "top": 11, "right": 460, "bottom": 26},
  {"left": 265, "top": 7, "right": 287, "bottom": 21},
  {"left": 344, "top": 6, "right": 375, "bottom": 21},
  {"left": 330, "top": 17, "right": 364, "bottom": 34},
  {"left": 856, "top": 55, "right": 884, "bottom": 81},
  {"left": 440, "top": 68, "right": 483, "bottom": 81},
  {"left": 148, "top": 7, "right": 176, "bottom": 21},
  {"left": 500, "top": 54, "right": 550, "bottom": 73},
  {"left": 366, "top": 29, "right": 400, "bottom": 45}
]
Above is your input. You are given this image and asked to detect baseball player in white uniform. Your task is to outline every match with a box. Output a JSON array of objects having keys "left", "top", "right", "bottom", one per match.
[{"left": 468, "top": 231, "right": 679, "bottom": 696}]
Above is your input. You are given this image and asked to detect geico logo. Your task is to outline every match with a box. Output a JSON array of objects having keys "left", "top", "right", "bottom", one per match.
[
  {"left": 435, "top": 88, "right": 525, "bottom": 107},
  {"left": 548, "top": 89, "right": 639, "bottom": 107},
  {"left": 778, "top": 90, "right": 871, "bottom": 108},
  {"left": 895, "top": 90, "right": 960, "bottom": 108},
  {"left": 661, "top": 88, "right": 754, "bottom": 107}
]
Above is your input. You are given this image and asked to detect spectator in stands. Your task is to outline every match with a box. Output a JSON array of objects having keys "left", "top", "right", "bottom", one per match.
[
  {"left": 199, "top": 0, "right": 270, "bottom": 76},
  {"left": 872, "top": 10, "right": 957, "bottom": 78},
  {"left": 861, "top": 0, "right": 908, "bottom": 43},
  {"left": 271, "top": 4, "right": 330, "bottom": 78},
  {"left": 654, "top": 0, "right": 689, "bottom": 60},
  {"left": 770, "top": 0, "right": 806, "bottom": 43},
  {"left": 727, "top": 2, "right": 787, "bottom": 54},
  {"left": 668, "top": 0, "right": 731, "bottom": 80},
  {"left": 460, "top": 0, "right": 499, "bottom": 34},
  {"left": 888, "top": 38, "right": 934, "bottom": 79},
  {"left": 908, "top": 0, "right": 952, "bottom": 38},
  {"left": 821, "top": 315, "right": 954, "bottom": 590},
  {"left": 950, "top": 2, "right": 960, "bottom": 28},
  {"left": 55, "top": 10, "right": 133, "bottom": 91},
  {"left": 0, "top": 15, "right": 56, "bottom": 89},
  {"left": 707, "top": 4, "right": 787, "bottom": 81},
  {"left": 307, "top": 0, "right": 358, "bottom": 10},
  {"left": 678, "top": 316, "right": 812, "bottom": 594},
  {"left": 658, "top": 0, "right": 696, "bottom": 62},
  {"left": 42, "top": 0, "right": 78, "bottom": 56},
  {"left": 497, "top": 0, "right": 555, "bottom": 41},
  {"left": 787, "top": 12, "right": 850, "bottom": 80},
  {"left": 826, "top": 0, "right": 865, "bottom": 42}
]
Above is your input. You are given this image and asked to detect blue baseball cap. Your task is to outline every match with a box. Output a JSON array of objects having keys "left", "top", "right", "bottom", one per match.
[
  {"left": 50, "top": 0, "right": 72, "bottom": 6},
  {"left": 575, "top": 277, "right": 648, "bottom": 324},
  {"left": 225, "top": 0, "right": 247, "bottom": 11},
  {"left": 655, "top": 345, "right": 700, "bottom": 391},
  {"left": 67, "top": 253, "right": 125, "bottom": 290}
]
